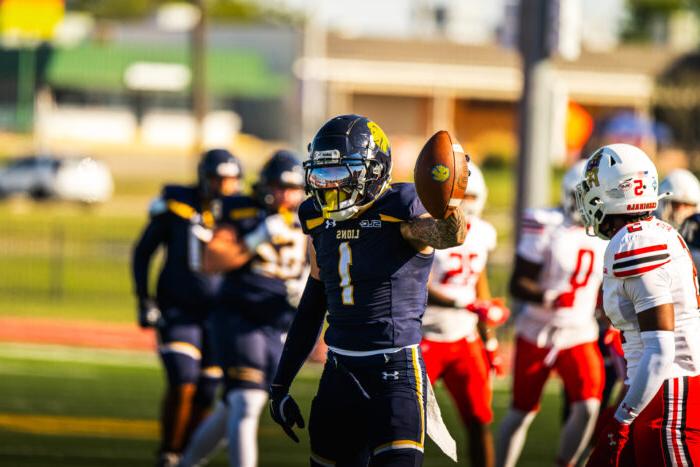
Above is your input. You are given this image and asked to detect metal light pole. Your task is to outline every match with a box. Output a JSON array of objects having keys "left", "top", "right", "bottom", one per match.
[
  {"left": 191, "top": 0, "right": 207, "bottom": 158},
  {"left": 515, "top": 0, "right": 557, "bottom": 240}
]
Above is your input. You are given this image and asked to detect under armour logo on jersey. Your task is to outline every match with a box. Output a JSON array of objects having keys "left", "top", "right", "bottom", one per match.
[
  {"left": 381, "top": 371, "right": 399, "bottom": 381},
  {"left": 325, "top": 219, "right": 336, "bottom": 229}
]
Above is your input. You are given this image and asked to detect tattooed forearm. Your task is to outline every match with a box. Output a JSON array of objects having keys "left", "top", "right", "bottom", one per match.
[{"left": 400, "top": 208, "right": 467, "bottom": 250}]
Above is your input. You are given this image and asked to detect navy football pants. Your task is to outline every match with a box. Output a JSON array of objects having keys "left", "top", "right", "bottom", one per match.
[
  {"left": 309, "top": 347, "right": 427, "bottom": 467},
  {"left": 209, "top": 310, "right": 284, "bottom": 394},
  {"left": 157, "top": 308, "right": 221, "bottom": 405}
]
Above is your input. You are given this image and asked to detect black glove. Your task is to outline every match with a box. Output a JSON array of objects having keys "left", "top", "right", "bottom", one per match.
[
  {"left": 269, "top": 384, "right": 305, "bottom": 443},
  {"left": 137, "top": 297, "right": 162, "bottom": 328}
]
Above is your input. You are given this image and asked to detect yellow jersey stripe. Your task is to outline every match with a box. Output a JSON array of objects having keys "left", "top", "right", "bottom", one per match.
[
  {"left": 201, "top": 210, "right": 215, "bottom": 228},
  {"left": 229, "top": 207, "right": 259, "bottom": 220},
  {"left": 306, "top": 216, "right": 325, "bottom": 230},
  {"left": 379, "top": 213, "right": 403, "bottom": 223},
  {"left": 167, "top": 200, "right": 196, "bottom": 220},
  {"left": 411, "top": 346, "right": 425, "bottom": 446}
]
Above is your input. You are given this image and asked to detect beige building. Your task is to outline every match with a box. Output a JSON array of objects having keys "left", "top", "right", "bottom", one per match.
[{"left": 297, "top": 33, "right": 682, "bottom": 169}]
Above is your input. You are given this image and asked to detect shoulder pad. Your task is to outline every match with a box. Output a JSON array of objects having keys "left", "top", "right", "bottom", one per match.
[
  {"left": 162, "top": 184, "right": 196, "bottom": 202},
  {"left": 374, "top": 183, "right": 426, "bottom": 222},
  {"left": 299, "top": 198, "right": 323, "bottom": 233},
  {"left": 607, "top": 224, "right": 671, "bottom": 278},
  {"left": 148, "top": 197, "right": 168, "bottom": 217},
  {"left": 520, "top": 208, "right": 563, "bottom": 236},
  {"left": 522, "top": 207, "right": 564, "bottom": 227},
  {"left": 160, "top": 185, "right": 198, "bottom": 220}
]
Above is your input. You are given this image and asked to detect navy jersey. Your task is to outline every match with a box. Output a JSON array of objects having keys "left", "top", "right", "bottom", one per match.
[
  {"left": 216, "top": 195, "right": 307, "bottom": 329},
  {"left": 132, "top": 185, "right": 218, "bottom": 316},
  {"left": 299, "top": 183, "right": 433, "bottom": 351}
]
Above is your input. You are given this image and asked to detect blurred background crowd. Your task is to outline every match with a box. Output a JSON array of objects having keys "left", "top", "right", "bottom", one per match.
[{"left": 2, "top": 1, "right": 700, "bottom": 465}]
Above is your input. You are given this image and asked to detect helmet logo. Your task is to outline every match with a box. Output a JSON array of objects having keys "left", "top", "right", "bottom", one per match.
[
  {"left": 367, "top": 121, "right": 390, "bottom": 153},
  {"left": 431, "top": 164, "right": 450, "bottom": 183},
  {"left": 585, "top": 151, "right": 604, "bottom": 188}
]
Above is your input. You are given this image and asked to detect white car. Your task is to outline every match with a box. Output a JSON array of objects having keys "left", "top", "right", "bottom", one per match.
[{"left": 0, "top": 156, "right": 114, "bottom": 203}]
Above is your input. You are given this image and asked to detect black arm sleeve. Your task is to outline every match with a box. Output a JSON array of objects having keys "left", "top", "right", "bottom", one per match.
[
  {"left": 131, "top": 217, "right": 167, "bottom": 299},
  {"left": 271, "top": 276, "right": 327, "bottom": 391}
]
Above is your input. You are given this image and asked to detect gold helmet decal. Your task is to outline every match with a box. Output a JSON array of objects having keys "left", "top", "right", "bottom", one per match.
[
  {"left": 367, "top": 121, "right": 390, "bottom": 154},
  {"left": 585, "top": 151, "right": 604, "bottom": 188}
]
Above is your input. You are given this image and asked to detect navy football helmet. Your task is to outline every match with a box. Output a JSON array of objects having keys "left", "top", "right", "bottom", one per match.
[
  {"left": 255, "top": 150, "right": 305, "bottom": 210},
  {"left": 680, "top": 213, "right": 700, "bottom": 270},
  {"left": 197, "top": 148, "right": 243, "bottom": 198},
  {"left": 305, "top": 115, "right": 392, "bottom": 221}
]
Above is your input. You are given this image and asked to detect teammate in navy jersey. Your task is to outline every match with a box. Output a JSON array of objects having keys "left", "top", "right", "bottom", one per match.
[
  {"left": 680, "top": 213, "right": 700, "bottom": 270},
  {"left": 179, "top": 151, "right": 307, "bottom": 467},
  {"left": 131, "top": 149, "right": 242, "bottom": 467},
  {"left": 269, "top": 115, "right": 468, "bottom": 466}
]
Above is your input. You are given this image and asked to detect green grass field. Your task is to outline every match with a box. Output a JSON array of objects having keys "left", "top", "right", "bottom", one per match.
[
  {"left": 0, "top": 343, "right": 567, "bottom": 467},
  {"left": 0, "top": 166, "right": 563, "bottom": 322},
  {"left": 0, "top": 165, "right": 570, "bottom": 465}
]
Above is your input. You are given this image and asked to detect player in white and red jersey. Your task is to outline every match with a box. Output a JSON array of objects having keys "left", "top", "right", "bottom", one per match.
[
  {"left": 421, "top": 163, "right": 509, "bottom": 467},
  {"left": 497, "top": 160, "right": 607, "bottom": 467},
  {"left": 577, "top": 144, "right": 700, "bottom": 467}
]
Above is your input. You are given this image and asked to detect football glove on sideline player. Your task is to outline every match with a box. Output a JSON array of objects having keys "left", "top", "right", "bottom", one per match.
[
  {"left": 269, "top": 384, "right": 305, "bottom": 443},
  {"left": 137, "top": 297, "right": 162, "bottom": 328}
]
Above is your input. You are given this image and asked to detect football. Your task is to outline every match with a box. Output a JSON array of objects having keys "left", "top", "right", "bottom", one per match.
[{"left": 414, "top": 130, "right": 469, "bottom": 219}]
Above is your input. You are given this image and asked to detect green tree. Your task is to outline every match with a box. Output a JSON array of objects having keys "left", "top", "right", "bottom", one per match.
[
  {"left": 623, "top": 0, "right": 700, "bottom": 42},
  {"left": 66, "top": 0, "right": 293, "bottom": 22}
]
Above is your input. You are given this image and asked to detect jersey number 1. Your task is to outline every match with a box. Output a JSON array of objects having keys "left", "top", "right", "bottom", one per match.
[{"left": 339, "top": 242, "right": 354, "bottom": 305}]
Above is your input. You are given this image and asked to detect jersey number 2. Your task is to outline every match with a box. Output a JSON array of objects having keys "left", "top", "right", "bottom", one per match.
[{"left": 339, "top": 242, "right": 354, "bottom": 305}]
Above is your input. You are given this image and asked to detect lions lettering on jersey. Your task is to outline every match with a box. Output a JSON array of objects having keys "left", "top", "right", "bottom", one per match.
[
  {"left": 216, "top": 195, "right": 307, "bottom": 328},
  {"left": 299, "top": 183, "right": 433, "bottom": 351},
  {"left": 515, "top": 208, "right": 607, "bottom": 349},
  {"left": 603, "top": 218, "right": 700, "bottom": 383}
]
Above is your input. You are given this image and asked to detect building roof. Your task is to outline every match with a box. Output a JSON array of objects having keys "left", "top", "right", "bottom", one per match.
[{"left": 302, "top": 33, "right": 684, "bottom": 106}]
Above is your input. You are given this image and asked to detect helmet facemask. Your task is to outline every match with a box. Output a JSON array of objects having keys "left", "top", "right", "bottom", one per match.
[
  {"left": 304, "top": 120, "right": 391, "bottom": 221},
  {"left": 575, "top": 180, "right": 607, "bottom": 239},
  {"left": 575, "top": 144, "right": 662, "bottom": 240}
]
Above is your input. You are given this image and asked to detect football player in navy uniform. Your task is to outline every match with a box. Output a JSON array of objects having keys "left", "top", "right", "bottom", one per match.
[
  {"left": 178, "top": 151, "right": 307, "bottom": 467},
  {"left": 269, "top": 115, "right": 467, "bottom": 466},
  {"left": 680, "top": 213, "right": 700, "bottom": 270},
  {"left": 132, "top": 149, "right": 242, "bottom": 467}
]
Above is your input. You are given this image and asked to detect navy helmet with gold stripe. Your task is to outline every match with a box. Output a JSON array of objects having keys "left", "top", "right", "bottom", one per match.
[
  {"left": 255, "top": 150, "right": 305, "bottom": 211},
  {"left": 197, "top": 148, "right": 243, "bottom": 198},
  {"left": 305, "top": 114, "right": 392, "bottom": 221}
]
